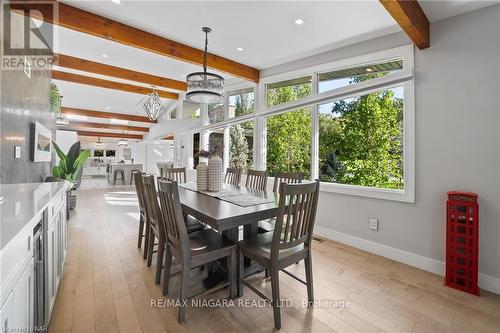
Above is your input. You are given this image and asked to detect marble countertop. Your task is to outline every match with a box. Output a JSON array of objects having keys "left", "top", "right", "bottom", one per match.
[
  {"left": 0, "top": 181, "right": 69, "bottom": 250},
  {"left": 107, "top": 163, "right": 143, "bottom": 166}
]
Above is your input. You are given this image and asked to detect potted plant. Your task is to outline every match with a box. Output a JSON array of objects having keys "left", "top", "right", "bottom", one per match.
[
  {"left": 50, "top": 83, "right": 62, "bottom": 115},
  {"left": 51, "top": 141, "right": 90, "bottom": 209}
]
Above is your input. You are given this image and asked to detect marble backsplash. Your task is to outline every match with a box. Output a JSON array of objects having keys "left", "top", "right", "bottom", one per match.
[{"left": 0, "top": 68, "right": 55, "bottom": 184}]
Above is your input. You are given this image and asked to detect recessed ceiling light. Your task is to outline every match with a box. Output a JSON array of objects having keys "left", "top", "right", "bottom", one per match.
[
  {"left": 366, "top": 68, "right": 373, "bottom": 72},
  {"left": 294, "top": 18, "right": 304, "bottom": 25},
  {"left": 105, "top": 106, "right": 110, "bottom": 110},
  {"left": 102, "top": 54, "right": 108, "bottom": 58},
  {"left": 237, "top": 47, "right": 243, "bottom": 52},
  {"left": 111, "top": 0, "right": 120, "bottom": 4}
]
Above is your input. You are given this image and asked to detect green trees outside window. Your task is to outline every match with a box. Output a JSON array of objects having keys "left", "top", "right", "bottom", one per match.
[
  {"left": 264, "top": 74, "right": 404, "bottom": 190},
  {"left": 319, "top": 87, "right": 404, "bottom": 189}
]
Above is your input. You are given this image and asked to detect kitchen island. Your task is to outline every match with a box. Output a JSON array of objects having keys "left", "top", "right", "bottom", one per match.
[
  {"left": 107, "top": 163, "right": 143, "bottom": 185},
  {"left": 0, "top": 181, "right": 70, "bottom": 330}
]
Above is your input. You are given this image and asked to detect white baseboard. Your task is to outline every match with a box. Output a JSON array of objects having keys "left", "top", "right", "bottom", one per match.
[{"left": 314, "top": 226, "right": 500, "bottom": 295}]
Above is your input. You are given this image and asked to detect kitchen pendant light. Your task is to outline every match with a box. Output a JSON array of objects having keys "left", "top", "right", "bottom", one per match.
[
  {"left": 96, "top": 137, "right": 103, "bottom": 146},
  {"left": 118, "top": 138, "right": 128, "bottom": 147},
  {"left": 186, "top": 27, "right": 224, "bottom": 104}
]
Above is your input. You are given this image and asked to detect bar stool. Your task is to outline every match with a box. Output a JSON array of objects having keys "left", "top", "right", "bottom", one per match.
[
  {"left": 130, "top": 169, "right": 142, "bottom": 185},
  {"left": 113, "top": 169, "right": 125, "bottom": 185}
]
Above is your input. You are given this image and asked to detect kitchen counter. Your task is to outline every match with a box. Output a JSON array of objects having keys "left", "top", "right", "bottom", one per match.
[
  {"left": 0, "top": 181, "right": 69, "bottom": 250},
  {"left": 107, "top": 163, "right": 143, "bottom": 184}
]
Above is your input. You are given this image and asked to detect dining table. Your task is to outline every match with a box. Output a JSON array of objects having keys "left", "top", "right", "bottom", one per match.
[{"left": 177, "top": 182, "right": 280, "bottom": 296}]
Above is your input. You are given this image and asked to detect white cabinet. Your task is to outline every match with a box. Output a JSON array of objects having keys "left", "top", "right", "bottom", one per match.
[
  {"left": 0, "top": 259, "right": 34, "bottom": 332},
  {"left": 46, "top": 204, "right": 65, "bottom": 318}
]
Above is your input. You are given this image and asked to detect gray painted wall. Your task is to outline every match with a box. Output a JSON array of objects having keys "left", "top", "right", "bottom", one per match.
[
  {"left": 0, "top": 67, "right": 54, "bottom": 184},
  {"left": 263, "top": 5, "right": 500, "bottom": 279}
]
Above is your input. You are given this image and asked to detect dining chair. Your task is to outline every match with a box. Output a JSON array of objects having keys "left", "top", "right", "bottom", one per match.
[
  {"left": 245, "top": 169, "right": 267, "bottom": 191},
  {"left": 225, "top": 167, "right": 241, "bottom": 186},
  {"left": 260, "top": 172, "right": 304, "bottom": 233},
  {"left": 142, "top": 174, "right": 167, "bottom": 285},
  {"left": 157, "top": 180, "right": 237, "bottom": 323},
  {"left": 238, "top": 180, "right": 320, "bottom": 329},
  {"left": 272, "top": 172, "right": 304, "bottom": 193},
  {"left": 163, "top": 167, "right": 187, "bottom": 183},
  {"left": 132, "top": 171, "right": 148, "bottom": 256},
  {"left": 155, "top": 176, "right": 205, "bottom": 234}
]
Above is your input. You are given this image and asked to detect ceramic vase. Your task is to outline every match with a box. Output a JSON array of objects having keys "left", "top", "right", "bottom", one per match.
[
  {"left": 208, "top": 155, "right": 223, "bottom": 192},
  {"left": 196, "top": 161, "right": 208, "bottom": 191}
]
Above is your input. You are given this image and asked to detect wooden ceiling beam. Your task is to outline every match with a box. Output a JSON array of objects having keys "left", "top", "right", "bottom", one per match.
[
  {"left": 52, "top": 70, "right": 178, "bottom": 99},
  {"left": 76, "top": 131, "right": 143, "bottom": 140},
  {"left": 54, "top": 53, "right": 187, "bottom": 91},
  {"left": 61, "top": 107, "right": 157, "bottom": 124},
  {"left": 68, "top": 121, "right": 150, "bottom": 132},
  {"left": 12, "top": 1, "right": 260, "bottom": 82},
  {"left": 379, "top": 0, "right": 430, "bottom": 49}
]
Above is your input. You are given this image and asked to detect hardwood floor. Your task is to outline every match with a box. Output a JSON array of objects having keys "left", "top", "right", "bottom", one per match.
[{"left": 50, "top": 185, "right": 500, "bottom": 333}]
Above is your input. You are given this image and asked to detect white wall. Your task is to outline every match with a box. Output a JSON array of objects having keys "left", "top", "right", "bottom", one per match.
[
  {"left": 146, "top": 141, "right": 174, "bottom": 175},
  {"left": 55, "top": 130, "right": 78, "bottom": 163},
  {"left": 263, "top": 5, "right": 500, "bottom": 291}
]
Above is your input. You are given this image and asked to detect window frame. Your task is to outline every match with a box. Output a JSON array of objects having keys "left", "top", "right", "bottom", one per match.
[{"left": 180, "top": 45, "right": 415, "bottom": 202}]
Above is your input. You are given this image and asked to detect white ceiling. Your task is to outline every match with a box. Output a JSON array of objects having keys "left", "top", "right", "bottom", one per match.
[{"left": 52, "top": 0, "right": 499, "bottom": 140}]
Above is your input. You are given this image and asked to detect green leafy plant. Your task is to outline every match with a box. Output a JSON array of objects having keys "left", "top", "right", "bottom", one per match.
[
  {"left": 50, "top": 83, "right": 62, "bottom": 114},
  {"left": 51, "top": 141, "right": 90, "bottom": 181}
]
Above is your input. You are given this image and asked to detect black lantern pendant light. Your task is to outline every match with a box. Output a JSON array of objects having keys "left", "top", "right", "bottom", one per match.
[{"left": 186, "top": 27, "right": 224, "bottom": 104}]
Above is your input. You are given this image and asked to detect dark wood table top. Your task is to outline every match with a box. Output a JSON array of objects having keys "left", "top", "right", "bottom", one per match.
[{"left": 178, "top": 184, "right": 279, "bottom": 232}]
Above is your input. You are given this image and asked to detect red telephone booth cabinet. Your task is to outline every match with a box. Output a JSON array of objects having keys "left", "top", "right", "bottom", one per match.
[{"left": 445, "top": 191, "right": 480, "bottom": 296}]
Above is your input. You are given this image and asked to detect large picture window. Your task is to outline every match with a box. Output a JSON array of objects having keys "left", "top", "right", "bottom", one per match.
[
  {"left": 229, "top": 88, "right": 254, "bottom": 119},
  {"left": 318, "top": 86, "right": 404, "bottom": 190},
  {"left": 266, "top": 108, "right": 312, "bottom": 178},
  {"left": 266, "top": 76, "right": 312, "bottom": 107},
  {"left": 229, "top": 121, "right": 254, "bottom": 171},
  {"left": 185, "top": 45, "right": 414, "bottom": 202}
]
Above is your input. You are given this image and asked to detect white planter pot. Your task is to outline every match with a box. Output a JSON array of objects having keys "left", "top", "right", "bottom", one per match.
[
  {"left": 196, "top": 161, "right": 208, "bottom": 191},
  {"left": 208, "top": 155, "right": 223, "bottom": 192}
]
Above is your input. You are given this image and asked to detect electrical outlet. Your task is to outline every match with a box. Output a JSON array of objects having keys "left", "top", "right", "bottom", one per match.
[{"left": 369, "top": 217, "right": 378, "bottom": 231}]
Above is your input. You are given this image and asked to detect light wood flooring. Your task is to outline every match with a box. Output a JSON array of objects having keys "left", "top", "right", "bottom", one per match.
[{"left": 49, "top": 184, "right": 500, "bottom": 333}]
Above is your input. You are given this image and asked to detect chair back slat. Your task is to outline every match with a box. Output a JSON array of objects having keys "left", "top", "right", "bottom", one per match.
[
  {"left": 157, "top": 180, "right": 190, "bottom": 260},
  {"left": 133, "top": 171, "right": 146, "bottom": 215},
  {"left": 245, "top": 169, "right": 267, "bottom": 191},
  {"left": 272, "top": 172, "right": 303, "bottom": 193},
  {"left": 225, "top": 168, "right": 241, "bottom": 186},
  {"left": 142, "top": 174, "right": 165, "bottom": 238},
  {"left": 163, "top": 167, "right": 187, "bottom": 184},
  {"left": 272, "top": 180, "right": 320, "bottom": 255}
]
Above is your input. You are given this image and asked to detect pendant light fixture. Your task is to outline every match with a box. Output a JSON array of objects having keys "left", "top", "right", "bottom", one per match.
[
  {"left": 138, "top": 87, "right": 166, "bottom": 121},
  {"left": 186, "top": 27, "right": 224, "bottom": 104},
  {"left": 118, "top": 131, "right": 128, "bottom": 147},
  {"left": 96, "top": 137, "right": 103, "bottom": 147}
]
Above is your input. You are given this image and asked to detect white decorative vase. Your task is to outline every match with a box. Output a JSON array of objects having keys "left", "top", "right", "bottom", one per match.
[
  {"left": 196, "top": 161, "right": 208, "bottom": 191},
  {"left": 208, "top": 155, "right": 223, "bottom": 192}
]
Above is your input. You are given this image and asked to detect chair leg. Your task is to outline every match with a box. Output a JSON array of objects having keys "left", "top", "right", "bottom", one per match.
[
  {"left": 178, "top": 266, "right": 190, "bottom": 323},
  {"left": 162, "top": 248, "right": 172, "bottom": 296},
  {"left": 265, "top": 269, "right": 269, "bottom": 278},
  {"left": 146, "top": 230, "right": 155, "bottom": 267},
  {"left": 238, "top": 248, "right": 244, "bottom": 297},
  {"left": 155, "top": 238, "right": 165, "bottom": 285},
  {"left": 228, "top": 248, "right": 237, "bottom": 299},
  {"left": 143, "top": 222, "right": 150, "bottom": 259},
  {"left": 137, "top": 215, "right": 144, "bottom": 248},
  {"left": 270, "top": 268, "right": 281, "bottom": 329},
  {"left": 305, "top": 252, "right": 314, "bottom": 305}
]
